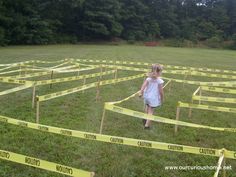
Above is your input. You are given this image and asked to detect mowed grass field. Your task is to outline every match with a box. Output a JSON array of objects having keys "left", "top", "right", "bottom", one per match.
[{"left": 0, "top": 45, "right": 236, "bottom": 177}]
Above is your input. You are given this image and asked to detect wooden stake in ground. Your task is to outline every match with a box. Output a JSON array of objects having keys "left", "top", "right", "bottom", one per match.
[
  {"left": 199, "top": 87, "right": 202, "bottom": 104},
  {"left": 168, "top": 80, "right": 172, "bottom": 92},
  {"left": 223, "top": 157, "right": 226, "bottom": 177},
  {"left": 36, "top": 97, "right": 40, "bottom": 123},
  {"left": 100, "top": 65, "right": 103, "bottom": 79},
  {"left": 82, "top": 76, "right": 86, "bottom": 94},
  {"left": 99, "top": 108, "right": 106, "bottom": 134},
  {"left": 175, "top": 107, "right": 180, "bottom": 134},
  {"left": 114, "top": 68, "right": 118, "bottom": 84},
  {"left": 19, "top": 65, "right": 22, "bottom": 76},
  {"left": 96, "top": 81, "right": 100, "bottom": 102},
  {"left": 189, "top": 86, "right": 200, "bottom": 118},
  {"left": 183, "top": 73, "right": 188, "bottom": 88},
  {"left": 32, "top": 86, "right": 36, "bottom": 109},
  {"left": 188, "top": 99, "right": 193, "bottom": 118},
  {"left": 77, "top": 64, "right": 80, "bottom": 76},
  {"left": 50, "top": 70, "right": 54, "bottom": 89}
]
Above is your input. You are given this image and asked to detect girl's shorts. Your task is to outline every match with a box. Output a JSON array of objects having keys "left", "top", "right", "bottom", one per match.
[{"left": 144, "top": 98, "right": 160, "bottom": 108}]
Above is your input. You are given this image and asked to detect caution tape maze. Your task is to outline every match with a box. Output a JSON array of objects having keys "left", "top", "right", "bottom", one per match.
[{"left": 0, "top": 59, "right": 236, "bottom": 176}]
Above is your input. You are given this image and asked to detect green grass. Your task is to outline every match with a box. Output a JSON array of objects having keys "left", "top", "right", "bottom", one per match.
[{"left": 0, "top": 45, "right": 236, "bottom": 177}]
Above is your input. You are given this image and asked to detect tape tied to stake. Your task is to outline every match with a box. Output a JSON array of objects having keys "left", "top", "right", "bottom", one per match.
[
  {"left": 0, "top": 114, "right": 236, "bottom": 159},
  {"left": 104, "top": 103, "right": 236, "bottom": 132}
]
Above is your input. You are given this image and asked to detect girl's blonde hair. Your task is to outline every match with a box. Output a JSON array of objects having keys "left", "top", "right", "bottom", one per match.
[{"left": 148, "top": 64, "right": 163, "bottom": 78}]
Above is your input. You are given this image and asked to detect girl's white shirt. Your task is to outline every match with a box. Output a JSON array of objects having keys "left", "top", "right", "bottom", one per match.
[{"left": 143, "top": 77, "right": 164, "bottom": 107}]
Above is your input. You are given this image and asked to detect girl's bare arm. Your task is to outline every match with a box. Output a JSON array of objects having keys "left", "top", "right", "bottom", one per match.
[
  {"left": 158, "top": 84, "right": 164, "bottom": 103},
  {"left": 139, "top": 80, "right": 148, "bottom": 96}
]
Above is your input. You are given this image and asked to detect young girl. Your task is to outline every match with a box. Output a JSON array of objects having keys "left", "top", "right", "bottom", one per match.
[{"left": 139, "top": 64, "right": 164, "bottom": 129}]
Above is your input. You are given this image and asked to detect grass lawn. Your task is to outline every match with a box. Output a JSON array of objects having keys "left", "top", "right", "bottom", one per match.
[{"left": 0, "top": 45, "right": 236, "bottom": 177}]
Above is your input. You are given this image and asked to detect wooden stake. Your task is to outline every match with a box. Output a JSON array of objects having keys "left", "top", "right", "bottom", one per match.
[
  {"left": 50, "top": 70, "right": 54, "bottom": 89},
  {"left": 183, "top": 73, "right": 187, "bottom": 88},
  {"left": 169, "top": 80, "right": 172, "bottom": 92},
  {"left": 36, "top": 99, "right": 40, "bottom": 123},
  {"left": 24, "top": 65, "right": 27, "bottom": 75},
  {"left": 223, "top": 158, "right": 226, "bottom": 177},
  {"left": 96, "top": 81, "right": 100, "bottom": 102},
  {"left": 19, "top": 65, "right": 22, "bottom": 76},
  {"left": 77, "top": 64, "right": 80, "bottom": 76},
  {"left": 32, "top": 86, "right": 36, "bottom": 109},
  {"left": 114, "top": 68, "right": 118, "bottom": 84},
  {"left": 83, "top": 76, "right": 86, "bottom": 93},
  {"left": 100, "top": 65, "right": 103, "bottom": 79},
  {"left": 199, "top": 87, "right": 202, "bottom": 104},
  {"left": 99, "top": 108, "right": 106, "bottom": 134},
  {"left": 188, "top": 99, "right": 193, "bottom": 118},
  {"left": 175, "top": 107, "right": 180, "bottom": 134}
]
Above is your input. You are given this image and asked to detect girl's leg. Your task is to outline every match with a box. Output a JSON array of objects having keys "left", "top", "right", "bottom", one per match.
[
  {"left": 143, "top": 105, "right": 148, "bottom": 125},
  {"left": 145, "top": 106, "right": 154, "bottom": 127},
  {"left": 145, "top": 105, "right": 148, "bottom": 113}
]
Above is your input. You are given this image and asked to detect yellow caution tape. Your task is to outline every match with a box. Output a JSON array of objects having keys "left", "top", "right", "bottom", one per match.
[
  {"left": 52, "top": 64, "right": 79, "bottom": 71},
  {"left": 0, "top": 85, "right": 33, "bottom": 96},
  {"left": 0, "top": 69, "right": 23, "bottom": 75},
  {"left": 102, "top": 64, "right": 147, "bottom": 72},
  {"left": 50, "top": 61, "right": 71, "bottom": 69},
  {"left": 162, "top": 77, "right": 236, "bottom": 87},
  {"left": 107, "top": 91, "right": 140, "bottom": 105},
  {"left": 55, "top": 66, "right": 100, "bottom": 73},
  {"left": 72, "top": 58, "right": 236, "bottom": 74},
  {"left": 213, "top": 151, "right": 224, "bottom": 177},
  {"left": 0, "top": 60, "right": 66, "bottom": 68},
  {"left": 1, "top": 59, "right": 236, "bottom": 75},
  {"left": 11, "top": 71, "right": 52, "bottom": 79},
  {"left": 192, "top": 71, "right": 236, "bottom": 79},
  {"left": 192, "top": 95, "right": 236, "bottom": 104},
  {"left": 0, "top": 60, "right": 47, "bottom": 67},
  {"left": 33, "top": 59, "right": 66, "bottom": 64},
  {"left": 193, "top": 87, "right": 201, "bottom": 96},
  {"left": 0, "top": 77, "right": 33, "bottom": 85},
  {"left": 0, "top": 64, "right": 11, "bottom": 67},
  {"left": 0, "top": 149, "right": 93, "bottom": 177},
  {"left": 99, "top": 73, "right": 145, "bottom": 85},
  {"left": 178, "top": 102, "right": 236, "bottom": 114},
  {"left": 163, "top": 70, "right": 236, "bottom": 80},
  {"left": 201, "top": 86, "right": 236, "bottom": 94},
  {"left": 0, "top": 115, "right": 235, "bottom": 159},
  {"left": 38, "top": 73, "right": 145, "bottom": 102},
  {"left": 104, "top": 103, "right": 236, "bottom": 132},
  {"left": 35, "top": 70, "right": 116, "bottom": 86},
  {"left": 38, "top": 82, "right": 97, "bottom": 101},
  {"left": 108, "top": 79, "right": 171, "bottom": 105},
  {"left": 0, "top": 63, "right": 29, "bottom": 69},
  {"left": 9, "top": 65, "right": 99, "bottom": 79}
]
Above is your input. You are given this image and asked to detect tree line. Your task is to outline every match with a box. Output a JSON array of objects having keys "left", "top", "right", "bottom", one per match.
[{"left": 0, "top": 0, "right": 236, "bottom": 46}]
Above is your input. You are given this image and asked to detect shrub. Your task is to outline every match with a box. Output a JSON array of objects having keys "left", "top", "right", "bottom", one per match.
[{"left": 206, "top": 36, "right": 222, "bottom": 48}]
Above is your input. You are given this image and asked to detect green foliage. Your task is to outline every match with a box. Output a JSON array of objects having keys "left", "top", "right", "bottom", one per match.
[
  {"left": 80, "top": 0, "right": 122, "bottom": 39},
  {"left": 206, "top": 36, "right": 223, "bottom": 48},
  {"left": 231, "top": 33, "right": 236, "bottom": 49},
  {"left": 0, "top": 27, "right": 6, "bottom": 45},
  {"left": 197, "top": 21, "right": 217, "bottom": 40},
  {"left": 0, "top": 0, "right": 236, "bottom": 45}
]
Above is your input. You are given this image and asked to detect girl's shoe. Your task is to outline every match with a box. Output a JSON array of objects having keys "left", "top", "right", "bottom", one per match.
[{"left": 142, "top": 119, "right": 147, "bottom": 125}]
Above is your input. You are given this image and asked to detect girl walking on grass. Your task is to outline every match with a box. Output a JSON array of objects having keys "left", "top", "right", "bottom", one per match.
[{"left": 139, "top": 64, "right": 164, "bottom": 129}]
